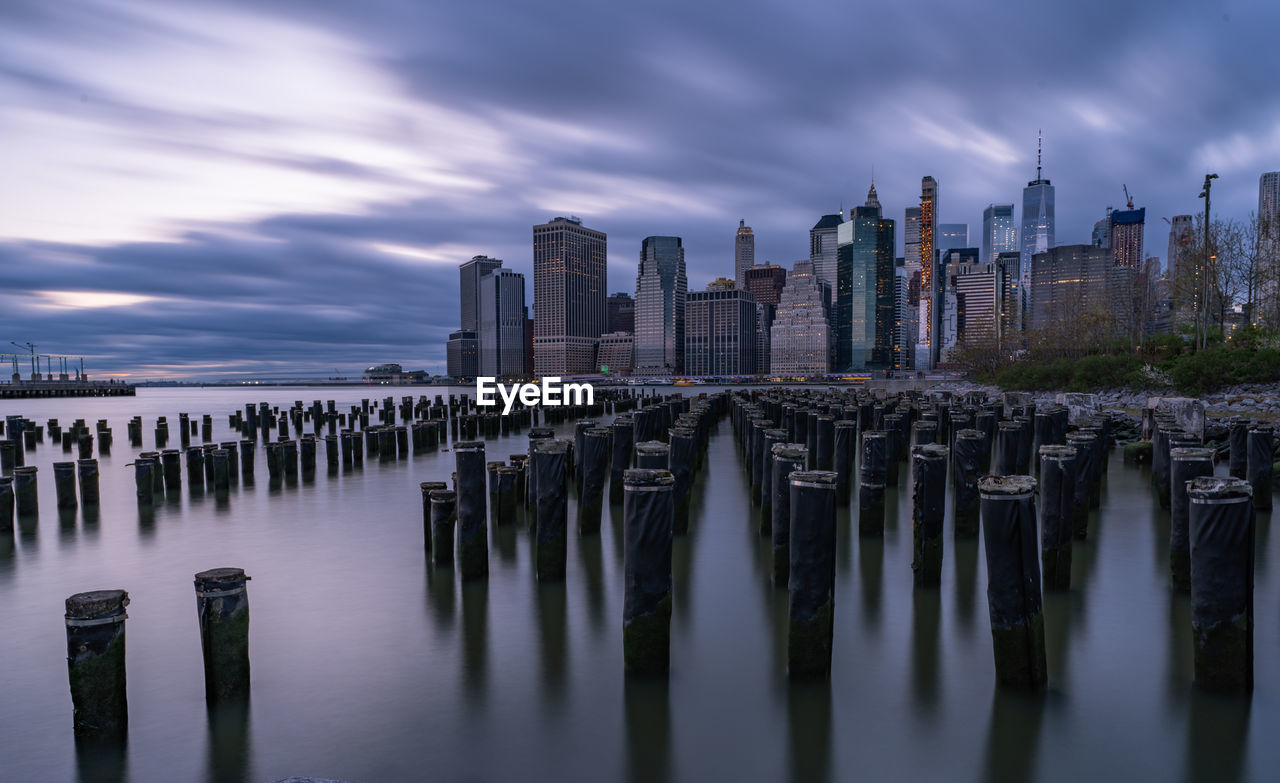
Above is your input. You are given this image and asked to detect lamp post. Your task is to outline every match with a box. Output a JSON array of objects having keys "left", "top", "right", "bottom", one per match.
[{"left": 1197, "top": 174, "right": 1218, "bottom": 349}]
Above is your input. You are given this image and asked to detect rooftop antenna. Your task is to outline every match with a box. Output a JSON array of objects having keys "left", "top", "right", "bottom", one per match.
[{"left": 1036, "top": 130, "right": 1042, "bottom": 181}]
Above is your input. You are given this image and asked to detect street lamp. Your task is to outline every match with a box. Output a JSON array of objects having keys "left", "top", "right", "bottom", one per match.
[{"left": 1197, "top": 173, "right": 1218, "bottom": 349}]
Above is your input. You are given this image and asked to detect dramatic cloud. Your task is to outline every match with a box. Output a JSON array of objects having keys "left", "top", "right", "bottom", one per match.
[{"left": 1, "top": 0, "right": 1277, "bottom": 377}]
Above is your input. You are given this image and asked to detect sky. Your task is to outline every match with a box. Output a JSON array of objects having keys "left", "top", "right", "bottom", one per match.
[{"left": 1, "top": 0, "right": 1278, "bottom": 379}]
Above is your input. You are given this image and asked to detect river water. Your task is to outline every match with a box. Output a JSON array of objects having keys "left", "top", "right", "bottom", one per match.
[{"left": 0, "top": 386, "right": 1275, "bottom": 782}]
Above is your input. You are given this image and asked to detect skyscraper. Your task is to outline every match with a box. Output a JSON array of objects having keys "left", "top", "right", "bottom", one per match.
[
  {"left": 1020, "top": 133, "right": 1055, "bottom": 298},
  {"left": 634, "top": 235, "right": 687, "bottom": 375},
  {"left": 1257, "top": 173, "right": 1280, "bottom": 324},
  {"left": 1092, "top": 207, "right": 1113, "bottom": 250},
  {"left": 607, "top": 292, "right": 635, "bottom": 334},
  {"left": 446, "top": 330, "right": 478, "bottom": 379},
  {"left": 478, "top": 269, "right": 527, "bottom": 377},
  {"left": 1167, "top": 214, "right": 1194, "bottom": 282},
  {"left": 943, "top": 262, "right": 999, "bottom": 361},
  {"left": 903, "top": 206, "right": 922, "bottom": 267},
  {"left": 771, "top": 261, "right": 830, "bottom": 375},
  {"left": 835, "top": 182, "right": 895, "bottom": 371},
  {"left": 917, "top": 176, "right": 938, "bottom": 370},
  {"left": 892, "top": 264, "right": 919, "bottom": 371},
  {"left": 996, "top": 251, "right": 1023, "bottom": 346},
  {"left": 1028, "top": 244, "right": 1125, "bottom": 330},
  {"left": 459, "top": 255, "right": 503, "bottom": 332},
  {"left": 685, "top": 285, "right": 757, "bottom": 376},
  {"left": 744, "top": 263, "right": 787, "bottom": 306},
  {"left": 809, "top": 213, "right": 842, "bottom": 299},
  {"left": 533, "top": 216, "right": 607, "bottom": 376},
  {"left": 1111, "top": 206, "right": 1146, "bottom": 269},
  {"left": 982, "top": 204, "right": 1017, "bottom": 265},
  {"left": 735, "top": 220, "right": 755, "bottom": 288},
  {"left": 937, "top": 223, "right": 969, "bottom": 252}
]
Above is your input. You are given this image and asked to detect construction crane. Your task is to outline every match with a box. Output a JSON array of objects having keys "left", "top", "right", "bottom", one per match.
[{"left": 1123, "top": 185, "right": 1134, "bottom": 210}]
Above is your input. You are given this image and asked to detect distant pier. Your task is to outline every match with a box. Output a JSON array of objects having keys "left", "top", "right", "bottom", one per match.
[{"left": 0, "top": 381, "right": 135, "bottom": 399}]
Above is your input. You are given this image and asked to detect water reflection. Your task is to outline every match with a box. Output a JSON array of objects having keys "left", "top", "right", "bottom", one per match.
[
  {"left": 425, "top": 564, "right": 456, "bottom": 631},
  {"left": 0, "top": 536, "right": 14, "bottom": 585},
  {"left": 204, "top": 699, "right": 251, "bottom": 783},
  {"left": 623, "top": 679, "right": 670, "bottom": 783},
  {"left": 858, "top": 536, "right": 883, "bottom": 631},
  {"left": 672, "top": 536, "right": 693, "bottom": 629},
  {"left": 460, "top": 582, "right": 488, "bottom": 698},
  {"left": 58, "top": 507, "right": 77, "bottom": 548},
  {"left": 981, "top": 689, "right": 1045, "bottom": 783},
  {"left": 536, "top": 582, "right": 568, "bottom": 708},
  {"left": 137, "top": 504, "right": 156, "bottom": 539},
  {"left": 787, "top": 682, "right": 832, "bottom": 783},
  {"left": 954, "top": 538, "right": 979, "bottom": 636},
  {"left": 75, "top": 735, "right": 127, "bottom": 783},
  {"left": 578, "top": 530, "right": 606, "bottom": 637},
  {"left": 911, "top": 589, "right": 941, "bottom": 712},
  {"left": 493, "top": 520, "right": 518, "bottom": 565},
  {"left": 1185, "top": 690, "right": 1250, "bottom": 783}
]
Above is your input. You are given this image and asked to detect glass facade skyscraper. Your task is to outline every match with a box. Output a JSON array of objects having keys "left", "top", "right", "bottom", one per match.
[
  {"left": 834, "top": 183, "right": 895, "bottom": 371},
  {"left": 479, "top": 268, "right": 527, "bottom": 377},
  {"left": 1020, "top": 136, "right": 1055, "bottom": 297},
  {"left": 634, "top": 235, "right": 687, "bottom": 375},
  {"left": 734, "top": 220, "right": 755, "bottom": 288},
  {"left": 982, "top": 204, "right": 1017, "bottom": 265},
  {"left": 809, "top": 213, "right": 842, "bottom": 300},
  {"left": 533, "top": 216, "right": 607, "bottom": 376}
]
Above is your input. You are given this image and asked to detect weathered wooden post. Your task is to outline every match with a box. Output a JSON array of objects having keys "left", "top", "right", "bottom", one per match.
[
  {"left": 979, "top": 475, "right": 1046, "bottom": 690},
  {"left": 0, "top": 476, "right": 12, "bottom": 532},
  {"left": 454, "top": 441, "right": 488, "bottom": 581},
  {"left": 495, "top": 466, "right": 520, "bottom": 527},
  {"left": 952, "top": 429, "right": 983, "bottom": 537},
  {"left": 212, "top": 449, "right": 231, "bottom": 492},
  {"left": 12, "top": 465, "right": 38, "bottom": 517},
  {"left": 815, "top": 415, "right": 834, "bottom": 471},
  {"left": 623, "top": 468, "right": 674, "bottom": 677},
  {"left": 859, "top": 431, "right": 887, "bottom": 537},
  {"left": 1064, "top": 431, "right": 1096, "bottom": 539},
  {"left": 911, "top": 445, "right": 948, "bottom": 587},
  {"left": 1228, "top": 418, "right": 1249, "bottom": 480},
  {"left": 1170, "top": 447, "right": 1216, "bottom": 592},
  {"left": 579, "top": 428, "right": 610, "bottom": 535},
  {"left": 54, "top": 461, "right": 78, "bottom": 510},
  {"left": 788, "top": 470, "right": 838, "bottom": 679},
  {"left": 1188, "top": 477, "right": 1255, "bottom": 692},
  {"left": 160, "top": 450, "right": 182, "bottom": 494},
  {"left": 611, "top": 415, "right": 634, "bottom": 505},
  {"left": 1247, "top": 425, "right": 1273, "bottom": 511},
  {"left": 771, "top": 444, "right": 808, "bottom": 587},
  {"left": 994, "top": 421, "right": 1022, "bottom": 477},
  {"left": 430, "top": 489, "right": 457, "bottom": 566},
  {"left": 635, "top": 440, "right": 669, "bottom": 470},
  {"left": 194, "top": 568, "right": 251, "bottom": 703},
  {"left": 534, "top": 439, "right": 570, "bottom": 582},
  {"left": 668, "top": 427, "right": 695, "bottom": 535},
  {"left": 65, "top": 590, "right": 129, "bottom": 739},
  {"left": 833, "top": 420, "right": 856, "bottom": 502},
  {"left": 1038, "top": 445, "right": 1077, "bottom": 591},
  {"left": 77, "top": 459, "right": 99, "bottom": 506},
  {"left": 419, "top": 481, "right": 447, "bottom": 552}
]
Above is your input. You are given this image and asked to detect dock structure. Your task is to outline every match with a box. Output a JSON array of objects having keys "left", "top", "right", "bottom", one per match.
[{"left": 0, "top": 381, "right": 135, "bottom": 399}]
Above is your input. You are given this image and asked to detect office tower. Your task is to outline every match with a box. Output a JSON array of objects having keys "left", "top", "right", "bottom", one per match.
[
  {"left": 1028, "top": 244, "right": 1128, "bottom": 330},
  {"left": 996, "top": 251, "right": 1023, "bottom": 345},
  {"left": 533, "top": 216, "right": 607, "bottom": 376},
  {"left": 935, "top": 248, "right": 979, "bottom": 360},
  {"left": 937, "top": 223, "right": 969, "bottom": 252},
  {"left": 809, "top": 213, "right": 842, "bottom": 298},
  {"left": 524, "top": 316, "right": 535, "bottom": 376},
  {"left": 835, "top": 182, "right": 895, "bottom": 370},
  {"left": 596, "top": 332, "right": 634, "bottom": 376},
  {"left": 942, "top": 262, "right": 1000, "bottom": 361},
  {"left": 1167, "top": 214, "right": 1194, "bottom": 281},
  {"left": 1258, "top": 173, "right": 1280, "bottom": 324},
  {"left": 771, "top": 260, "right": 830, "bottom": 375},
  {"left": 982, "top": 204, "right": 1017, "bottom": 265},
  {"left": 634, "top": 235, "right": 687, "bottom": 375},
  {"left": 1092, "top": 208, "right": 1113, "bottom": 249},
  {"left": 735, "top": 220, "right": 755, "bottom": 288},
  {"left": 917, "top": 176, "right": 938, "bottom": 370},
  {"left": 1020, "top": 133, "right": 1055, "bottom": 297},
  {"left": 892, "top": 264, "right": 920, "bottom": 371},
  {"left": 904, "top": 206, "right": 922, "bottom": 267},
  {"left": 607, "top": 292, "right": 635, "bottom": 334},
  {"left": 446, "top": 330, "right": 478, "bottom": 378},
  {"left": 685, "top": 285, "right": 758, "bottom": 376},
  {"left": 478, "top": 269, "right": 527, "bottom": 377},
  {"left": 459, "top": 255, "right": 503, "bottom": 333},
  {"left": 1111, "top": 205, "right": 1146, "bottom": 269},
  {"left": 744, "top": 263, "right": 787, "bottom": 306}
]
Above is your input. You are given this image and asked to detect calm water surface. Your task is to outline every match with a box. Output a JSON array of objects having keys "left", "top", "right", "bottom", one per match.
[{"left": 0, "top": 386, "right": 1276, "bottom": 782}]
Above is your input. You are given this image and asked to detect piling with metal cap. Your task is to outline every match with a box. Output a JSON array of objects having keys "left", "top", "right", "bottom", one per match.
[
  {"left": 1247, "top": 425, "right": 1273, "bottom": 511},
  {"left": 623, "top": 468, "right": 675, "bottom": 677},
  {"left": 454, "top": 441, "right": 489, "bottom": 580},
  {"left": 979, "top": 475, "right": 1046, "bottom": 690},
  {"left": 994, "top": 421, "right": 1022, "bottom": 477},
  {"left": 53, "top": 461, "right": 77, "bottom": 510},
  {"left": 430, "top": 489, "right": 457, "bottom": 566},
  {"left": 815, "top": 416, "right": 834, "bottom": 472},
  {"left": 1065, "top": 432, "right": 1096, "bottom": 539},
  {"left": 635, "top": 440, "right": 669, "bottom": 470},
  {"left": 1228, "top": 419, "right": 1249, "bottom": 480},
  {"left": 911, "top": 445, "right": 948, "bottom": 588},
  {"left": 194, "top": 568, "right": 250, "bottom": 703},
  {"left": 580, "top": 428, "right": 610, "bottom": 535},
  {"left": 788, "top": 470, "right": 838, "bottom": 680},
  {"left": 1188, "top": 476, "right": 1255, "bottom": 692},
  {"left": 65, "top": 589, "right": 129, "bottom": 739},
  {"left": 859, "top": 431, "right": 887, "bottom": 537},
  {"left": 952, "top": 429, "right": 983, "bottom": 537},
  {"left": 1038, "top": 445, "right": 1077, "bottom": 591},
  {"left": 1170, "top": 447, "right": 1217, "bottom": 592},
  {"left": 526, "top": 427, "right": 555, "bottom": 519},
  {"left": 760, "top": 428, "right": 789, "bottom": 534},
  {"left": 610, "top": 416, "right": 634, "bottom": 505},
  {"left": 771, "top": 444, "right": 808, "bottom": 587},
  {"left": 77, "top": 459, "right": 99, "bottom": 506},
  {"left": 883, "top": 413, "right": 905, "bottom": 485}
]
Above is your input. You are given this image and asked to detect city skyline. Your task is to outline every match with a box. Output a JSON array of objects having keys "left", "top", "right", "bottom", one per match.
[{"left": 2, "top": 0, "right": 1278, "bottom": 377}]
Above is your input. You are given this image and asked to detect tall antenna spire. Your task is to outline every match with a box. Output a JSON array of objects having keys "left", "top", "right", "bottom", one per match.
[{"left": 1036, "top": 129, "right": 1042, "bottom": 181}]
